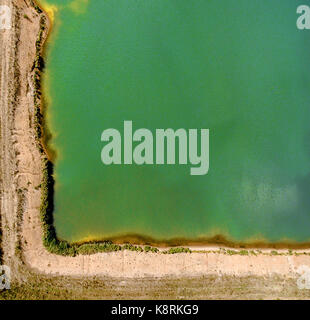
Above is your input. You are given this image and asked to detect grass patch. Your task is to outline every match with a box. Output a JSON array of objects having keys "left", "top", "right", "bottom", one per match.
[
  {"left": 122, "top": 244, "right": 144, "bottom": 252},
  {"left": 163, "top": 247, "right": 191, "bottom": 254},
  {"left": 144, "top": 246, "right": 159, "bottom": 253},
  {"left": 77, "top": 242, "right": 122, "bottom": 255},
  {"left": 239, "top": 250, "right": 249, "bottom": 256}
]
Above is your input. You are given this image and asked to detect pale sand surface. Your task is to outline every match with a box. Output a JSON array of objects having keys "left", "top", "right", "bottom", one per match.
[{"left": 1, "top": 0, "right": 310, "bottom": 284}]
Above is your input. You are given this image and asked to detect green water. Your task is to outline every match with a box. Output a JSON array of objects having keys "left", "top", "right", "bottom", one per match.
[{"left": 41, "top": 0, "right": 310, "bottom": 243}]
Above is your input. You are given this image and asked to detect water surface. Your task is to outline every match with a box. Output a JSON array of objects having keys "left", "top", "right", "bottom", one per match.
[{"left": 40, "top": 0, "right": 310, "bottom": 243}]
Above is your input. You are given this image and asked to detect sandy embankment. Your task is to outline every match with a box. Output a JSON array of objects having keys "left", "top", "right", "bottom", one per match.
[{"left": 1, "top": 0, "right": 310, "bottom": 282}]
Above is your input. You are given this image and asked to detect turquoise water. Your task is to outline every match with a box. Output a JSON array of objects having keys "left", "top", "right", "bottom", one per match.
[{"left": 40, "top": 0, "right": 310, "bottom": 243}]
